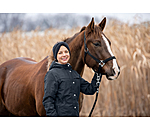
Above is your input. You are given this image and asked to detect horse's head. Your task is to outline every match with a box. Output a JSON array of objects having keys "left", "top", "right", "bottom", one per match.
[{"left": 82, "top": 17, "right": 120, "bottom": 80}]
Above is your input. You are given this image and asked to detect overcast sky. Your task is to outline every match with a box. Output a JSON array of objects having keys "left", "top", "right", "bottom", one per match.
[
  {"left": 1, "top": 0, "right": 150, "bottom": 25},
  {"left": 86, "top": 13, "right": 150, "bottom": 23},
  {"left": 26, "top": 13, "right": 150, "bottom": 25}
]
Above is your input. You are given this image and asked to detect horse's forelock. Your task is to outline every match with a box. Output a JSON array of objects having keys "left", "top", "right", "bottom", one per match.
[{"left": 93, "top": 25, "right": 103, "bottom": 37}]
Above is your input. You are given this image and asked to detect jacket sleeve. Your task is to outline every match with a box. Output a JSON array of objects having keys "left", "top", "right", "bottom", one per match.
[
  {"left": 80, "top": 73, "right": 100, "bottom": 95},
  {"left": 42, "top": 71, "right": 58, "bottom": 117}
]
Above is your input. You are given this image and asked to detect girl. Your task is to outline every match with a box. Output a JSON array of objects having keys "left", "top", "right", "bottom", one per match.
[{"left": 42, "top": 41, "right": 100, "bottom": 117}]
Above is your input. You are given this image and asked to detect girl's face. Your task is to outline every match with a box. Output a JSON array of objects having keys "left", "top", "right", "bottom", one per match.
[{"left": 57, "top": 46, "right": 70, "bottom": 65}]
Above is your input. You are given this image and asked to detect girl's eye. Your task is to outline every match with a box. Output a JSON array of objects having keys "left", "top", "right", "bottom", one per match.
[
  {"left": 58, "top": 52, "right": 62, "bottom": 54},
  {"left": 58, "top": 50, "right": 68, "bottom": 54},
  {"left": 65, "top": 50, "right": 69, "bottom": 53},
  {"left": 93, "top": 42, "right": 101, "bottom": 47}
]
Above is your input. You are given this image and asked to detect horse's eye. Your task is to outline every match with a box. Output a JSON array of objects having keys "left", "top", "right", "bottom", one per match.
[{"left": 93, "top": 42, "right": 101, "bottom": 47}]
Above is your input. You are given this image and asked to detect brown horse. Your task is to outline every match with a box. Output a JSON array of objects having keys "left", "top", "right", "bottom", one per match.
[{"left": 0, "top": 17, "right": 120, "bottom": 116}]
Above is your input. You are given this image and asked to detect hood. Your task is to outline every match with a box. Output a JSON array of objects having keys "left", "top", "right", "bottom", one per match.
[{"left": 49, "top": 61, "right": 72, "bottom": 70}]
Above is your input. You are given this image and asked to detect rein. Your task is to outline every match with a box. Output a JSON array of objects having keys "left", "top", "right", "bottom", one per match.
[{"left": 83, "top": 31, "right": 116, "bottom": 117}]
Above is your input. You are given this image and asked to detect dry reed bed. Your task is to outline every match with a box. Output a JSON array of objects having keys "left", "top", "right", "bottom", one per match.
[
  {"left": 0, "top": 21, "right": 150, "bottom": 116},
  {"left": 0, "top": 28, "right": 78, "bottom": 63}
]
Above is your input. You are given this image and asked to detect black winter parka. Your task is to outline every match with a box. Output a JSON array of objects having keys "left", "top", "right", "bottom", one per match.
[{"left": 42, "top": 61, "right": 98, "bottom": 117}]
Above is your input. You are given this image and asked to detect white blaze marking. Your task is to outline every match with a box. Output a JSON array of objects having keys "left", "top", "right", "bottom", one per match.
[
  {"left": 102, "top": 34, "right": 114, "bottom": 57},
  {"left": 102, "top": 34, "right": 120, "bottom": 78}
]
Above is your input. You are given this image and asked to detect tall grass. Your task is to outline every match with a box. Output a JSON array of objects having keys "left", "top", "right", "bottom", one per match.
[{"left": 0, "top": 20, "right": 150, "bottom": 116}]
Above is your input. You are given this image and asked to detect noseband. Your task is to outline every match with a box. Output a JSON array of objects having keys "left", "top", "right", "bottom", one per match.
[
  {"left": 84, "top": 31, "right": 116, "bottom": 74},
  {"left": 83, "top": 31, "right": 116, "bottom": 117}
]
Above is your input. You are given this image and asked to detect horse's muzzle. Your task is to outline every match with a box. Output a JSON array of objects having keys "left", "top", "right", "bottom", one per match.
[{"left": 106, "top": 66, "right": 120, "bottom": 80}]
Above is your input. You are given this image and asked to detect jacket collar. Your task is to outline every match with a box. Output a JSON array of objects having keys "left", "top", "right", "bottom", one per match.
[{"left": 49, "top": 61, "right": 72, "bottom": 70}]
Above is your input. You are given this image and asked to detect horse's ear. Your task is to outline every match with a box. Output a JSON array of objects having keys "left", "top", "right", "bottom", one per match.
[
  {"left": 80, "top": 26, "right": 86, "bottom": 32},
  {"left": 99, "top": 17, "right": 106, "bottom": 31},
  {"left": 87, "top": 17, "right": 94, "bottom": 32}
]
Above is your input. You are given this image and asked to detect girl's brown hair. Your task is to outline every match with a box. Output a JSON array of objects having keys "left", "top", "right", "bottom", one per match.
[{"left": 47, "top": 49, "right": 55, "bottom": 71}]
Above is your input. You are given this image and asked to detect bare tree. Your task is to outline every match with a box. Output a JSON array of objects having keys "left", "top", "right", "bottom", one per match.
[{"left": 0, "top": 13, "right": 25, "bottom": 32}]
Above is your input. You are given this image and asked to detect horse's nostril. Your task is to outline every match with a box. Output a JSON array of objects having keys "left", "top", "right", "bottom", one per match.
[{"left": 112, "top": 69, "right": 116, "bottom": 76}]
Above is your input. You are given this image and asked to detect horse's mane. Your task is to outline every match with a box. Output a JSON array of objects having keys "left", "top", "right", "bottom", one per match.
[
  {"left": 46, "top": 26, "right": 86, "bottom": 71},
  {"left": 64, "top": 26, "right": 86, "bottom": 44}
]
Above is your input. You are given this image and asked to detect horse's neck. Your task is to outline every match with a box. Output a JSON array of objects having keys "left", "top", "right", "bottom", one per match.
[
  {"left": 68, "top": 33, "right": 85, "bottom": 76},
  {"left": 70, "top": 50, "right": 85, "bottom": 76}
]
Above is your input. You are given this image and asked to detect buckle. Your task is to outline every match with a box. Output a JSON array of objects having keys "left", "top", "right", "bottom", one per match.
[
  {"left": 84, "top": 48, "right": 89, "bottom": 53},
  {"left": 99, "top": 61, "right": 105, "bottom": 67}
]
